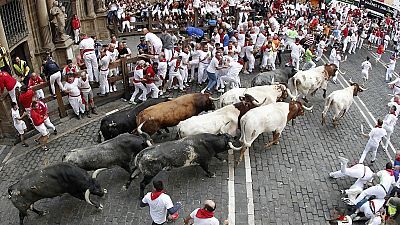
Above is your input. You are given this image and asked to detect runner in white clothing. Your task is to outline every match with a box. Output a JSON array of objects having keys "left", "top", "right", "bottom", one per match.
[
  {"left": 359, "top": 119, "right": 387, "bottom": 164},
  {"left": 219, "top": 60, "right": 243, "bottom": 91},
  {"left": 184, "top": 200, "right": 219, "bottom": 225},
  {"left": 382, "top": 106, "right": 398, "bottom": 150},
  {"left": 63, "top": 75, "right": 85, "bottom": 119},
  {"left": 361, "top": 56, "right": 372, "bottom": 83},
  {"left": 290, "top": 38, "right": 305, "bottom": 71},
  {"left": 129, "top": 60, "right": 148, "bottom": 104},
  {"left": 11, "top": 102, "right": 28, "bottom": 147},
  {"left": 79, "top": 33, "right": 99, "bottom": 82}
]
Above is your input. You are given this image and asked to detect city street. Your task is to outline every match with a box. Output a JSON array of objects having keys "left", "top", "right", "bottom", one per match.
[{"left": 0, "top": 45, "right": 398, "bottom": 225}]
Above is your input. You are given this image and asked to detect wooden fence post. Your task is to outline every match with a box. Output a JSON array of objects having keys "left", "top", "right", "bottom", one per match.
[
  {"left": 55, "top": 86, "right": 67, "bottom": 118},
  {"left": 121, "top": 57, "right": 130, "bottom": 100}
]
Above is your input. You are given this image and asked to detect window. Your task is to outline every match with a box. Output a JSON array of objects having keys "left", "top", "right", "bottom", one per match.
[{"left": 0, "top": 0, "right": 28, "bottom": 47}]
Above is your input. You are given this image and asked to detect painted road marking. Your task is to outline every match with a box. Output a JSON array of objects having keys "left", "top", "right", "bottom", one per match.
[{"left": 228, "top": 149, "right": 235, "bottom": 225}]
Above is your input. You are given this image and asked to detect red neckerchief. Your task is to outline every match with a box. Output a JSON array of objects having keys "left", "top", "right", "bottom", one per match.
[
  {"left": 386, "top": 169, "right": 394, "bottom": 176},
  {"left": 337, "top": 215, "right": 346, "bottom": 221},
  {"left": 375, "top": 125, "right": 382, "bottom": 128},
  {"left": 196, "top": 208, "right": 214, "bottom": 219},
  {"left": 136, "top": 65, "right": 143, "bottom": 70},
  {"left": 65, "top": 66, "right": 77, "bottom": 74},
  {"left": 160, "top": 58, "right": 166, "bottom": 62},
  {"left": 150, "top": 190, "right": 164, "bottom": 200},
  {"left": 396, "top": 155, "right": 400, "bottom": 162},
  {"left": 391, "top": 111, "right": 396, "bottom": 116},
  {"left": 175, "top": 60, "right": 180, "bottom": 72},
  {"left": 228, "top": 46, "right": 232, "bottom": 50}
]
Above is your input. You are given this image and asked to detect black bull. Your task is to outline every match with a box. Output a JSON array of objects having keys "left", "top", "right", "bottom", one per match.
[
  {"left": 63, "top": 133, "right": 152, "bottom": 174},
  {"left": 251, "top": 66, "right": 297, "bottom": 87},
  {"left": 126, "top": 133, "right": 234, "bottom": 197},
  {"left": 8, "top": 163, "right": 106, "bottom": 225},
  {"left": 98, "top": 98, "right": 170, "bottom": 142}
]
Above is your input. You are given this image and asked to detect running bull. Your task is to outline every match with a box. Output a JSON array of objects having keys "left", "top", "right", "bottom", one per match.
[
  {"left": 136, "top": 93, "right": 215, "bottom": 135},
  {"left": 210, "top": 84, "right": 295, "bottom": 108},
  {"left": 229, "top": 101, "right": 313, "bottom": 163},
  {"left": 63, "top": 131, "right": 153, "bottom": 174},
  {"left": 125, "top": 133, "right": 234, "bottom": 197},
  {"left": 251, "top": 66, "right": 297, "bottom": 87},
  {"left": 287, "top": 64, "right": 337, "bottom": 102},
  {"left": 98, "top": 98, "right": 170, "bottom": 142},
  {"left": 177, "top": 94, "right": 266, "bottom": 138},
  {"left": 8, "top": 163, "right": 106, "bottom": 225}
]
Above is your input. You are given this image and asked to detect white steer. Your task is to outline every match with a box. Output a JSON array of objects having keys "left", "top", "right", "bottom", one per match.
[
  {"left": 288, "top": 64, "right": 337, "bottom": 102},
  {"left": 229, "top": 101, "right": 313, "bottom": 162},
  {"left": 177, "top": 94, "right": 265, "bottom": 138},
  {"left": 321, "top": 80, "right": 366, "bottom": 127},
  {"left": 210, "top": 84, "right": 295, "bottom": 107}
]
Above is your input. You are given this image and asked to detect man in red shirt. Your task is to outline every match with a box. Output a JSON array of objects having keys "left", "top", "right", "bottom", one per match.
[
  {"left": 145, "top": 62, "right": 160, "bottom": 99},
  {"left": 0, "top": 71, "right": 21, "bottom": 103},
  {"left": 72, "top": 14, "right": 81, "bottom": 44},
  {"left": 18, "top": 85, "right": 35, "bottom": 113},
  {"left": 30, "top": 101, "right": 49, "bottom": 151},
  {"left": 28, "top": 72, "right": 45, "bottom": 99}
]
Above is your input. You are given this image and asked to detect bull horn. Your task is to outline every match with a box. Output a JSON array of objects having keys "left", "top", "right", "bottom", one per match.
[
  {"left": 252, "top": 98, "right": 267, "bottom": 106},
  {"left": 287, "top": 88, "right": 296, "bottom": 100},
  {"left": 349, "top": 77, "right": 354, "bottom": 84},
  {"left": 137, "top": 122, "right": 145, "bottom": 135},
  {"left": 209, "top": 96, "right": 221, "bottom": 101},
  {"left": 271, "top": 76, "right": 275, "bottom": 84},
  {"left": 359, "top": 86, "right": 367, "bottom": 91},
  {"left": 201, "top": 87, "right": 207, "bottom": 94},
  {"left": 302, "top": 105, "right": 314, "bottom": 111},
  {"left": 338, "top": 69, "right": 346, "bottom": 75},
  {"left": 138, "top": 122, "right": 153, "bottom": 146},
  {"left": 92, "top": 168, "right": 107, "bottom": 179},
  {"left": 85, "top": 189, "right": 94, "bottom": 206},
  {"left": 228, "top": 142, "right": 242, "bottom": 151}
]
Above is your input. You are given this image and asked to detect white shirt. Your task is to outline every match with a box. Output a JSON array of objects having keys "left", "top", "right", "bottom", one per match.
[
  {"left": 244, "top": 45, "right": 254, "bottom": 58},
  {"left": 376, "top": 169, "right": 396, "bottom": 192},
  {"left": 388, "top": 59, "right": 396, "bottom": 70},
  {"left": 361, "top": 61, "right": 372, "bottom": 72},
  {"left": 255, "top": 33, "right": 266, "bottom": 49},
  {"left": 100, "top": 55, "right": 111, "bottom": 71},
  {"left": 179, "top": 51, "right": 190, "bottom": 67},
  {"left": 64, "top": 79, "right": 81, "bottom": 97},
  {"left": 290, "top": 43, "right": 304, "bottom": 57},
  {"left": 318, "top": 40, "right": 326, "bottom": 50},
  {"left": 11, "top": 108, "right": 23, "bottom": 126},
  {"left": 207, "top": 57, "right": 220, "bottom": 73},
  {"left": 78, "top": 78, "right": 91, "bottom": 93},
  {"left": 227, "top": 61, "right": 243, "bottom": 77},
  {"left": 133, "top": 66, "right": 144, "bottom": 80},
  {"left": 145, "top": 32, "right": 163, "bottom": 48},
  {"left": 157, "top": 60, "right": 168, "bottom": 77},
  {"left": 368, "top": 127, "right": 387, "bottom": 146},
  {"left": 79, "top": 38, "right": 95, "bottom": 50},
  {"left": 106, "top": 49, "right": 119, "bottom": 62},
  {"left": 388, "top": 101, "right": 400, "bottom": 116},
  {"left": 189, "top": 208, "right": 219, "bottom": 225},
  {"left": 142, "top": 193, "right": 173, "bottom": 224},
  {"left": 169, "top": 59, "right": 181, "bottom": 74},
  {"left": 383, "top": 113, "right": 397, "bottom": 130}
]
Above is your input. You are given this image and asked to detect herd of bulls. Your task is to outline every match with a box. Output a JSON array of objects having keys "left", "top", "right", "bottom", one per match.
[{"left": 7, "top": 64, "right": 367, "bottom": 225}]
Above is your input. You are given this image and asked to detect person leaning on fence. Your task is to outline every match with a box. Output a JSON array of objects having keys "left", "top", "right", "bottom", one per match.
[
  {"left": 78, "top": 71, "right": 97, "bottom": 118},
  {"left": 42, "top": 56, "right": 63, "bottom": 98},
  {"left": 11, "top": 102, "right": 28, "bottom": 147},
  {"left": 62, "top": 59, "right": 80, "bottom": 77},
  {"left": 28, "top": 72, "right": 45, "bottom": 100},
  {"left": 0, "top": 70, "right": 21, "bottom": 103},
  {"left": 129, "top": 60, "right": 148, "bottom": 105}
]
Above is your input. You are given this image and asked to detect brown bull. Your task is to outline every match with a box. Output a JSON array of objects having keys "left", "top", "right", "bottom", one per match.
[{"left": 136, "top": 93, "right": 216, "bottom": 135}]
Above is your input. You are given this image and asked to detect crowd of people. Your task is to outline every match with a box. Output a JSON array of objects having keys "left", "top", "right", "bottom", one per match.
[{"left": 2, "top": 0, "right": 400, "bottom": 224}]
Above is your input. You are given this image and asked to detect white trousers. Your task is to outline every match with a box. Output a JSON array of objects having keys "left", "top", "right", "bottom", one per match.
[
  {"left": 358, "top": 38, "right": 365, "bottom": 49},
  {"left": 291, "top": 54, "right": 300, "bottom": 71},
  {"left": 219, "top": 76, "right": 236, "bottom": 89},
  {"left": 180, "top": 66, "right": 189, "bottom": 83},
  {"left": 44, "top": 117, "right": 55, "bottom": 131},
  {"left": 83, "top": 52, "right": 99, "bottom": 82},
  {"left": 99, "top": 70, "right": 110, "bottom": 94},
  {"left": 168, "top": 72, "right": 184, "bottom": 90},
  {"left": 362, "top": 70, "right": 369, "bottom": 80},
  {"left": 247, "top": 55, "right": 255, "bottom": 72},
  {"left": 354, "top": 185, "right": 387, "bottom": 205},
  {"left": 316, "top": 48, "right": 324, "bottom": 61},
  {"left": 8, "top": 82, "right": 21, "bottom": 103},
  {"left": 261, "top": 54, "right": 272, "bottom": 68},
  {"left": 164, "top": 49, "right": 173, "bottom": 61},
  {"left": 146, "top": 83, "right": 159, "bottom": 98},
  {"left": 359, "top": 199, "right": 385, "bottom": 219},
  {"left": 359, "top": 140, "right": 379, "bottom": 163},
  {"left": 35, "top": 123, "right": 49, "bottom": 136},
  {"left": 68, "top": 96, "right": 85, "bottom": 116},
  {"left": 386, "top": 68, "right": 394, "bottom": 81},
  {"left": 130, "top": 82, "right": 147, "bottom": 101},
  {"left": 383, "top": 126, "right": 394, "bottom": 149},
  {"left": 73, "top": 29, "right": 80, "bottom": 43},
  {"left": 198, "top": 63, "right": 208, "bottom": 84},
  {"left": 348, "top": 42, "right": 357, "bottom": 53},
  {"left": 49, "top": 71, "right": 63, "bottom": 95},
  {"left": 36, "top": 89, "right": 45, "bottom": 99},
  {"left": 189, "top": 60, "right": 199, "bottom": 81},
  {"left": 122, "top": 21, "right": 131, "bottom": 32}
]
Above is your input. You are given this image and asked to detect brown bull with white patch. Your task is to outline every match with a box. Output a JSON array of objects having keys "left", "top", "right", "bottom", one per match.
[{"left": 136, "top": 93, "right": 216, "bottom": 135}]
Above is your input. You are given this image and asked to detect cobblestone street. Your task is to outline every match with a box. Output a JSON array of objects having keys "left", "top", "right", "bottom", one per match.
[{"left": 0, "top": 46, "right": 399, "bottom": 225}]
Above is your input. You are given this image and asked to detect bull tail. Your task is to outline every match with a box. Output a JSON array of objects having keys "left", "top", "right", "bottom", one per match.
[
  {"left": 241, "top": 120, "right": 254, "bottom": 149},
  {"left": 97, "top": 131, "right": 102, "bottom": 143},
  {"left": 321, "top": 96, "right": 334, "bottom": 125},
  {"left": 291, "top": 77, "right": 299, "bottom": 99}
]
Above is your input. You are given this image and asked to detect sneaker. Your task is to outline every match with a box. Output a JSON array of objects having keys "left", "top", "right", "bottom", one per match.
[
  {"left": 159, "top": 91, "right": 164, "bottom": 96},
  {"left": 329, "top": 172, "right": 335, "bottom": 178},
  {"left": 340, "top": 190, "right": 345, "bottom": 194},
  {"left": 338, "top": 156, "right": 349, "bottom": 164},
  {"left": 53, "top": 129, "right": 58, "bottom": 135},
  {"left": 185, "top": 83, "right": 190, "bottom": 87},
  {"left": 109, "top": 89, "right": 114, "bottom": 93},
  {"left": 218, "top": 89, "right": 225, "bottom": 93},
  {"left": 243, "top": 71, "right": 250, "bottom": 74},
  {"left": 370, "top": 160, "right": 375, "bottom": 164},
  {"left": 129, "top": 100, "right": 137, "bottom": 105},
  {"left": 22, "top": 143, "right": 29, "bottom": 147},
  {"left": 43, "top": 146, "right": 49, "bottom": 151},
  {"left": 173, "top": 86, "right": 178, "bottom": 90}
]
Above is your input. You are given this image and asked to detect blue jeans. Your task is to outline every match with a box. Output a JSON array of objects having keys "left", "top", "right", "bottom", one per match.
[{"left": 206, "top": 71, "right": 217, "bottom": 91}]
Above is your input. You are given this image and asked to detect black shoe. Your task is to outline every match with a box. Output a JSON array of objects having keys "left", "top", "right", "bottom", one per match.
[
  {"left": 86, "top": 111, "right": 92, "bottom": 118},
  {"left": 22, "top": 143, "right": 29, "bottom": 147},
  {"left": 91, "top": 108, "right": 98, "bottom": 115},
  {"left": 77, "top": 114, "right": 81, "bottom": 120},
  {"left": 370, "top": 160, "right": 375, "bottom": 164},
  {"left": 53, "top": 129, "right": 57, "bottom": 135}
]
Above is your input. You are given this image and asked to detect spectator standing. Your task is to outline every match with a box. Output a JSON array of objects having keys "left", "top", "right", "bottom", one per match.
[
  {"left": 78, "top": 72, "right": 97, "bottom": 117},
  {"left": 140, "top": 180, "right": 181, "bottom": 225},
  {"left": 0, "top": 43, "right": 11, "bottom": 74},
  {"left": 98, "top": 49, "right": 111, "bottom": 97},
  {"left": 62, "top": 59, "right": 80, "bottom": 77},
  {"left": 71, "top": 14, "right": 81, "bottom": 44},
  {"left": 79, "top": 33, "right": 99, "bottom": 82},
  {"left": 159, "top": 28, "right": 174, "bottom": 61},
  {"left": 12, "top": 57, "right": 31, "bottom": 85}
]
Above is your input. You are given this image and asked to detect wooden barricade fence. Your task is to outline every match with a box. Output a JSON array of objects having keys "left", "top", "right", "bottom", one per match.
[{"left": 0, "top": 57, "right": 139, "bottom": 138}]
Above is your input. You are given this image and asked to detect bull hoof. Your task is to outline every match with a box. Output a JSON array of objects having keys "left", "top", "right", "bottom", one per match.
[
  {"left": 97, "top": 204, "right": 103, "bottom": 210},
  {"left": 323, "top": 93, "right": 326, "bottom": 98},
  {"left": 265, "top": 143, "right": 273, "bottom": 148},
  {"left": 302, "top": 97, "right": 309, "bottom": 103},
  {"left": 273, "top": 141, "right": 279, "bottom": 145}
]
